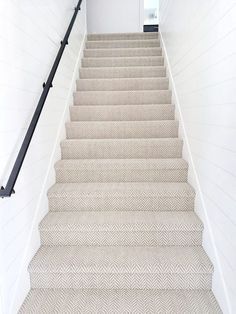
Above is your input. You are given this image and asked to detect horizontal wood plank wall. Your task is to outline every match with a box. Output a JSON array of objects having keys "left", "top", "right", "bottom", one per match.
[
  {"left": 0, "top": 1, "right": 87, "bottom": 313},
  {"left": 159, "top": 1, "right": 236, "bottom": 313}
]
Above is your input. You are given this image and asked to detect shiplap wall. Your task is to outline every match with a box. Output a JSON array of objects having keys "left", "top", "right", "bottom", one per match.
[
  {"left": 0, "top": 1, "right": 87, "bottom": 313},
  {"left": 159, "top": 1, "right": 236, "bottom": 313}
]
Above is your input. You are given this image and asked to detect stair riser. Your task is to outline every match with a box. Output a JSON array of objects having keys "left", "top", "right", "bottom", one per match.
[
  {"left": 74, "top": 91, "right": 172, "bottom": 106},
  {"left": 77, "top": 78, "right": 168, "bottom": 91},
  {"left": 79, "top": 68, "right": 166, "bottom": 79},
  {"left": 40, "top": 231, "right": 202, "bottom": 246},
  {"left": 61, "top": 140, "right": 182, "bottom": 159},
  {"left": 48, "top": 196, "right": 194, "bottom": 212},
  {"left": 30, "top": 273, "right": 211, "bottom": 290},
  {"left": 87, "top": 33, "right": 159, "bottom": 41},
  {"left": 86, "top": 40, "right": 160, "bottom": 49},
  {"left": 82, "top": 57, "right": 164, "bottom": 67},
  {"left": 18, "top": 290, "right": 223, "bottom": 314},
  {"left": 70, "top": 105, "right": 175, "bottom": 121},
  {"left": 84, "top": 48, "right": 162, "bottom": 58},
  {"left": 65, "top": 122, "right": 178, "bottom": 139},
  {"left": 56, "top": 169, "right": 188, "bottom": 183}
]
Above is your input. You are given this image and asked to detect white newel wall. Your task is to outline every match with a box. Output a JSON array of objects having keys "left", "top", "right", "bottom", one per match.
[
  {"left": 0, "top": 1, "right": 87, "bottom": 313},
  {"left": 86, "top": 0, "right": 143, "bottom": 34},
  {"left": 159, "top": 1, "right": 236, "bottom": 313}
]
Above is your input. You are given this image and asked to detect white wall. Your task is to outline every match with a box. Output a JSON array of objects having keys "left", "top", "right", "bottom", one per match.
[
  {"left": 0, "top": 1, "right": 87, "bottom": 313},
  {"left": 87, "top": 0, "right": 143, "bottom": 34},
  {"left": 159, "top": 1, "right": 236, "bottom": 313}
]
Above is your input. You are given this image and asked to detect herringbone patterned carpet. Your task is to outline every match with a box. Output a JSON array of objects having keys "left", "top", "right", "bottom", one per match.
[{"left": 19, "top": 32, "right": 222, "bottom": 313}]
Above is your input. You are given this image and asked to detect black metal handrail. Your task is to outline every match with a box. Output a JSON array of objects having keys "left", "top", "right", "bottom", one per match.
[{"left": 0, "top": 0, "right": 83, "bottom": 198}]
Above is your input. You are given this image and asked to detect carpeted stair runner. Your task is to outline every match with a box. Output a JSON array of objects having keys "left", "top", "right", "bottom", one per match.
[{"left": 19, "top": 32, "right": 221, "bottom": 313}]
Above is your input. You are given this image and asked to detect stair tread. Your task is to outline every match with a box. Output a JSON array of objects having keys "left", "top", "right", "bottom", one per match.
[
  {"left": 70, "top": 104, "right": 175, "bottom": 121},
  {"left": 82, "top": 56, "right": 163, "bottom": 61},
  {"left": 85, "top": 46, "right": 161, "bottom": 52},
  {"left": 72, "top": 103, "right": 174, "bottom": 107},
  {"left": 79, "top": 65, "right": 165, "bottom": 70},
  {"left": 55, "top": 158, "right": 188, "bottom": 170},
  {"left": 77, "top": 77, "right": 168, "bottom": 90},
  {"left": 84, "top": 47, "right": 162, "bottom": 58},
  {"left": 29, "top": 246, "right": 212, "bottom": 274},
  {"left": 87, "top": 32, "right": 159, "bottom": 40},
  {"left": 86, "top": 39, "right": 160, "bottom": 48},
  {"left": 55, "top": 158, "right": 188, "bottom": 184},
  {"left": 65, "top": 120, "right": 178, "bottom": 139},
  {"left": 82, "top": 56, "right": 164, "bottom": 67},
  {"left": 86, "top": 39, "right": 160, "bottom": 44},
  {"left": 79, "top": 66, "right": 166, "bottom": 79},
  {"left": 87, "top": 38, "right": 160, "bottom": 43},
  {"left": 61, "top": 138, "right": 183, "bottom": 159},
  {"left": 75, "top": 89, "right": 170, "bottom": 93},
  {"left": 66, "top": 120, "right": 177, "bottom": 126},
  {"left": 78, "top": 76, "right": 167, "bottom": 82},
  {"left": 66, "top": 120, "right": 177, "bottom": 125},
  {"left": 61, "top": 138, "right": 182, "bottom": 144},
  {"left": 48, "top": 182, "right": 195, "bottom": 197},
  {"left": 77, "top": 76, "right": 169, "bottom": 83},
  {"left": 40, "top": 211, "right": 202, "bottom": 232},
  {"left": 83, "top": 56, "right": 163, "bottom": 60},
  {"left": 19, "top": 289, "right": 222, "bottom": 314},
  {"left": 74, "top": 90, "right": 171, "bottom": 106}
]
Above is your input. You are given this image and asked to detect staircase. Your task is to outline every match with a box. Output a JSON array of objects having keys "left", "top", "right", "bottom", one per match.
[{"left": 20, "top": 33, "right": 221, "bottom": 313}]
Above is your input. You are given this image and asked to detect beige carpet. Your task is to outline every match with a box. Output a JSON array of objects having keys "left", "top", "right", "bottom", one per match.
[{"left": 19, "top": 32, "right": 222, "bottom": 313}]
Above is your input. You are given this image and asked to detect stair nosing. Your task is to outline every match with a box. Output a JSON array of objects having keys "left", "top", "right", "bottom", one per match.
[
  {"left": 28, "top": 246, "right": 213, "bottom": 274},
  {"left": 47, "top": 182, "right": 195, "bottom": 198},
  {"left": 84, "top": 47, "right": 162, "bottom": 51},
  {"left": 77, "top": 76, "right": 167, "bottom": 82},
  {"left": 40, "top": 211, "right": 203, "bottom": 232}
]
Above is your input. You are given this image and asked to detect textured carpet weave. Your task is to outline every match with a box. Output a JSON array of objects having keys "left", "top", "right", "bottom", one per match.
[{"left": 19, "top": 32, "right": 222, "bottom": 313}]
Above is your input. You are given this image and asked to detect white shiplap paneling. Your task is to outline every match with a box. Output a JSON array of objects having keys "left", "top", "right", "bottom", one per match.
[
  {"left": 0, "top": 1, "right": 87, "bottom": 313},
  {"left": 160, "top": 1, "right": 236, "bottom": 313}
]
